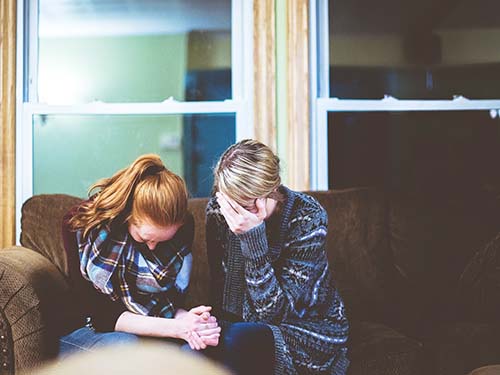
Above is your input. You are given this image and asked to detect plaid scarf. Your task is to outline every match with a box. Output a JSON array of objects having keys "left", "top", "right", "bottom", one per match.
[{"left": 76, "top": 224, "right": 191, "bottom": 318}]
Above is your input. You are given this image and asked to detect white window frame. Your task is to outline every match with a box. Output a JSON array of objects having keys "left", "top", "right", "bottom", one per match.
[
  {"left": 16, "top": 0, "right": 254, "bottom": 241},
  {"left": 310, "top": 0, "right": 500, "bottom": 190}
]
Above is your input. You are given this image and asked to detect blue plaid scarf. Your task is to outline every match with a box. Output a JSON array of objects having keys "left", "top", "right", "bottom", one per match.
[{"left": 76, "top": 224, "right": 192, "bottom": 318}]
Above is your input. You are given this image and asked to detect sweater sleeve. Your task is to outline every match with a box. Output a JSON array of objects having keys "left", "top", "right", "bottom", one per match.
[
  {"left": 62, "top": 206, "right": 127, "bottom": 332},
  {"left": 238, "top": 205, "right": 330, "bottom": 324}
]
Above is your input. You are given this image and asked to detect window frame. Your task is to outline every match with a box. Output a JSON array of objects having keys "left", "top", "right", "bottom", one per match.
[
  {"left": 16, "top": 0, "right": 254, "bottom": 240},
  {"left": 310, "top": 0, "right": 500, "bottom": 190},
  {"left": 0, "top": 0, "right": 17, "bottom": 247}
]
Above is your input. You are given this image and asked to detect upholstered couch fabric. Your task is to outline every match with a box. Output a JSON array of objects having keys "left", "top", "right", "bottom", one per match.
[{"left": 1, "top": 188, "right": 499, "bottom": 375}]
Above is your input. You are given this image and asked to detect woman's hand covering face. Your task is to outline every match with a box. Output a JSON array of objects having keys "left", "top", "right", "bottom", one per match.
[{"left": 216, "top": 192, "right": 267, "bottom": 234}]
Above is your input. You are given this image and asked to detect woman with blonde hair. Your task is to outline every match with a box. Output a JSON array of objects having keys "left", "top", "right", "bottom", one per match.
[
  {"left": 206, "top": 140, "right": 349, "bottom": 375},
  {"left": 60, "top": 154, "right": 220, "bottom": 354}
]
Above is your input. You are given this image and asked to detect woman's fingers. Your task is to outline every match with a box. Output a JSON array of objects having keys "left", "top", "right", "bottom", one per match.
[
  {"left": 196, "top": 327, "right": 221, "bottom": 336},
  {"left": 202, "top": 335, "right": 221, "bottom": 347},
  {"left": 218, "top": 203, "right": 237, "bottom": 228},
  {"left": 200, "top": 312, "right": 211, "bottom": 321},
  {"left": 189, "top": 332, "right": 201, "bottom": 350},
  {"left": 193, "top": 320, "right": 219, "bottom": 332},
  {"left": 190, "top": 331, "right": 207, "bottom": 350},
  {"left": 217, "top": 192, "right": 238, "bottom": 214},
  {"left": 255, "top": 198, "right": 268, "bottom": 220},
  {"left": 186, "top": 332, "right": 197, "bottom": 350},
  {"left": 220, "top": 192, "right": 255, "bottom": 217},
  {"left": 189, "top": 305, "right": 212, "bottom": 315},
  {"left": 218, "top": 200, "right": 245, "bottom": 232},
  {"left": 217, "top": 192, "right": 265, "bottom": 234}
]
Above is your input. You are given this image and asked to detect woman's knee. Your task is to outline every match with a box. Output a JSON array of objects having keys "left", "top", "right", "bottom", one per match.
[
  {"left": 95, "top": 331, "right": 140, "bottom": 347},
  {"left": 59, "top": 328, "right": 140, "bottom": 357},
  {"left": 223, "top": 322, "right": 274, "bottom": 351},
  {"left": 220, "top": 323, "right": 275, "bottom": 375}
]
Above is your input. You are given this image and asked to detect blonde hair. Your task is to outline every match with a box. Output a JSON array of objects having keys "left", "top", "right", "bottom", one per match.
[
  {"left": 213, "top": 139, "right": 281, "bottom": 203},
  {"left": 69, "top": 154, "right": 188, "bottom": 238}
]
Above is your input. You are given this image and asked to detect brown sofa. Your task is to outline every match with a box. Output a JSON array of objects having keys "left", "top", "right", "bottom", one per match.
[{"left": 1, "top": 187, "right": 500, "bottom": 375}]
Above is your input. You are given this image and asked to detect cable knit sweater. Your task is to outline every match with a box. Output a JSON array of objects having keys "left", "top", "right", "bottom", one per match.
[{"left": 206, "top": 186, "right": 349, "bottom": 375}]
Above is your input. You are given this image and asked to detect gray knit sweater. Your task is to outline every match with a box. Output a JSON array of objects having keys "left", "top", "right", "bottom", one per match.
[{"left": 206, "top": 186, "right": 349, "bottom": 375}]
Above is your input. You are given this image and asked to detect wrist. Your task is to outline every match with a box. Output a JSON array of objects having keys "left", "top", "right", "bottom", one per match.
[
  {"left": 238, "top": 223, "right": 269, "bottom": 260},
  {"left": 157, "top": 316, "right": 185, "bottom": 340},
  {"left": 174, "top": 308, "right": 187, "bottom": 319}
]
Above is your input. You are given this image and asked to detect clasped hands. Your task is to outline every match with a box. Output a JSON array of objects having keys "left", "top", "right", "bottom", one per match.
[
  {"left": 216, "top": 192, "right": 267, "bottom": 234},
  {"left": 174, "top": 305, "right": 221, "bottom": 350}
]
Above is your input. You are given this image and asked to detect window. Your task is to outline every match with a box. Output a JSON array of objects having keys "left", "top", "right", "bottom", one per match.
[
  {"left": 17, "top": 0, "right": 253, "bottom": 225},
  {"left": 311, "top": 0, "right": 500, "bottom": 190},
  {"left": 327, "top": 110, "right": 500, "bottom": 190},
  {"left": 32, "top": 113, "right": 236, "bottom": 197}
]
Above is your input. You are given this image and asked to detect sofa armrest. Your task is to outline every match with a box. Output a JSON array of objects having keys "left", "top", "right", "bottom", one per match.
[{"left": 0, "top": 246, "right": 70, "bottom": 374}]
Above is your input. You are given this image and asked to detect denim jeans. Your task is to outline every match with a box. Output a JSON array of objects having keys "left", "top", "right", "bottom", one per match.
[
  {"left": 58, "top": 326, "right": 194, "bottom": 358},
  {"left": 204, "top": 322, "right": 275, "bottom": 375},
  {"left": 60, "top": 322, "right": 275, "bottom": 375},
  {"left": 59, "top": 326, "right": 141, "bottom": 357}
]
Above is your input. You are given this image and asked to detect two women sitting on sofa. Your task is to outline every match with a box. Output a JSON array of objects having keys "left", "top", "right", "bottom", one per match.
[{"left": 61, "top": 140, "right": 349, "bottom": 375}]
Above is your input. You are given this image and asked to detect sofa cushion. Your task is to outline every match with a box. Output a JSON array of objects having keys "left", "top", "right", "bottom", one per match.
[
  {"left": 389, "top": 188, "right": 500, "bottom": 334},
  {"left": 348, "top": 320, "right": 424, "bottom": 375},
  {"left": 467, "top": 366, "right": 500, "bottom": 375},
  {"left": 21, "top": 194, "right": 83, "bottom": 277},
  {"left": 458, "top": 230, "right": 500, "bottom": 322},
  {"left": 185, "top": 197, "right": 210, "bottom": 308},
  {"left": 20, "top": 194, "right": 211, "bottom": 309},
  {"left": 308, "top": 189, "right": 397, "bottom": 322},
  {"left": 433, "top": 322, "right": 500, "bottom": 375}
]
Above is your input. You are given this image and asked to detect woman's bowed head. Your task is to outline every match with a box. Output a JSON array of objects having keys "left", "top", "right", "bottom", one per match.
[
  {"left": 69, "top": 154, "right": 188, "bottom": 247},
  {"left": 64, "top": 154, "right": 220, "bottom": 352},
  {"left": 213, "top": 139, "right": 283, "bottom": 234}
]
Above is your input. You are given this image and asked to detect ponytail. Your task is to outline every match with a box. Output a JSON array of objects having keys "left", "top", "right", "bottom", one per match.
[{"left": 69, "top": 154, "right": 188, "bottom": 238}]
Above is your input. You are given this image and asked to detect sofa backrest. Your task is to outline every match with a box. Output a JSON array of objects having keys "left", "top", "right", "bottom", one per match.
[
  {"left": 187, "top": 189, "right": 395, "bottom": 316},
  {"left": 307, "top": 188, "right": 395, "bottom": 321},
  {"left": 184, "top": 197, "right": 210, "bottom": 308},
  {"left": 20, "top": 190, "right": 396, "bottom": 321},
  {"left": 21, "top": 194, "right": 83, "bottom": 277},
  {"left": 19, "top": 194, "right": 211, "bottom": 307},
  {"left": 389, "top": 187, "right": 500, "bottom": 324}
]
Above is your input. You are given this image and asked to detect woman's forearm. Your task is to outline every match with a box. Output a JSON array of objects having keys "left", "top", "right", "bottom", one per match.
[
  {"left": 114, "top": 308, "right": 221, "bottom": 350},
  {"left": 114, "top": 311, "right": 182, "bottom": 339}
]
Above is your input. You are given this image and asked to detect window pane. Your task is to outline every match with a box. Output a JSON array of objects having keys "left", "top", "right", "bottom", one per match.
[
  {"left": 329, "top": 0, "right": 500, "bottom": 99},
  {"left": 38, "top": 0, "right": 232, "bottom": 104},
  {"left": 33, "top": 114, "right": 235, "bottom": 197},
  {"left": 328, "top": 110, "right": 500, "bottom": 189}
]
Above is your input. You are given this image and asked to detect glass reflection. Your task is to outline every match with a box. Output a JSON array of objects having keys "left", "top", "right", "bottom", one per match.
[
  {"left": 38, "top": 0, "right": 232, "bottom": 104},
  {"left": 33, "top": 113, "right": 235, "bottom": 198},
  {"left": 328, "top": 110, "right": 500, "bottom": 189},
  {"left": 329, "top": 0, "right": 500, "bottom": 99}
]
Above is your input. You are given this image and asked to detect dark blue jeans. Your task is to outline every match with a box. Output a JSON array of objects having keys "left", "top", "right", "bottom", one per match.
[
  {"left": 59, "top": 326, "right": 192, "bottom": 358},
  {"left": 59, "top": 326, "right": 140, "bottom": 357},
  {"left": 204, "top": 322, "right": 275, "bottom": 375},
  {"left": 60, "top": 322, "right": 275, "bottom": 375}
]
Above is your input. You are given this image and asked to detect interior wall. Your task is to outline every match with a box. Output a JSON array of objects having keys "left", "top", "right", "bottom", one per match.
[
  {"left": 331, "top": 27, "right": 500, "bottom": 67},
  {"left": 330, "top": 34, "right": 405, "bottom": 66},
  {"left": 187, "top": 31, "right": 231, "bottom": 70},
  {"left": 438, "top": 28, "right": 500, "bottom": 65}
]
